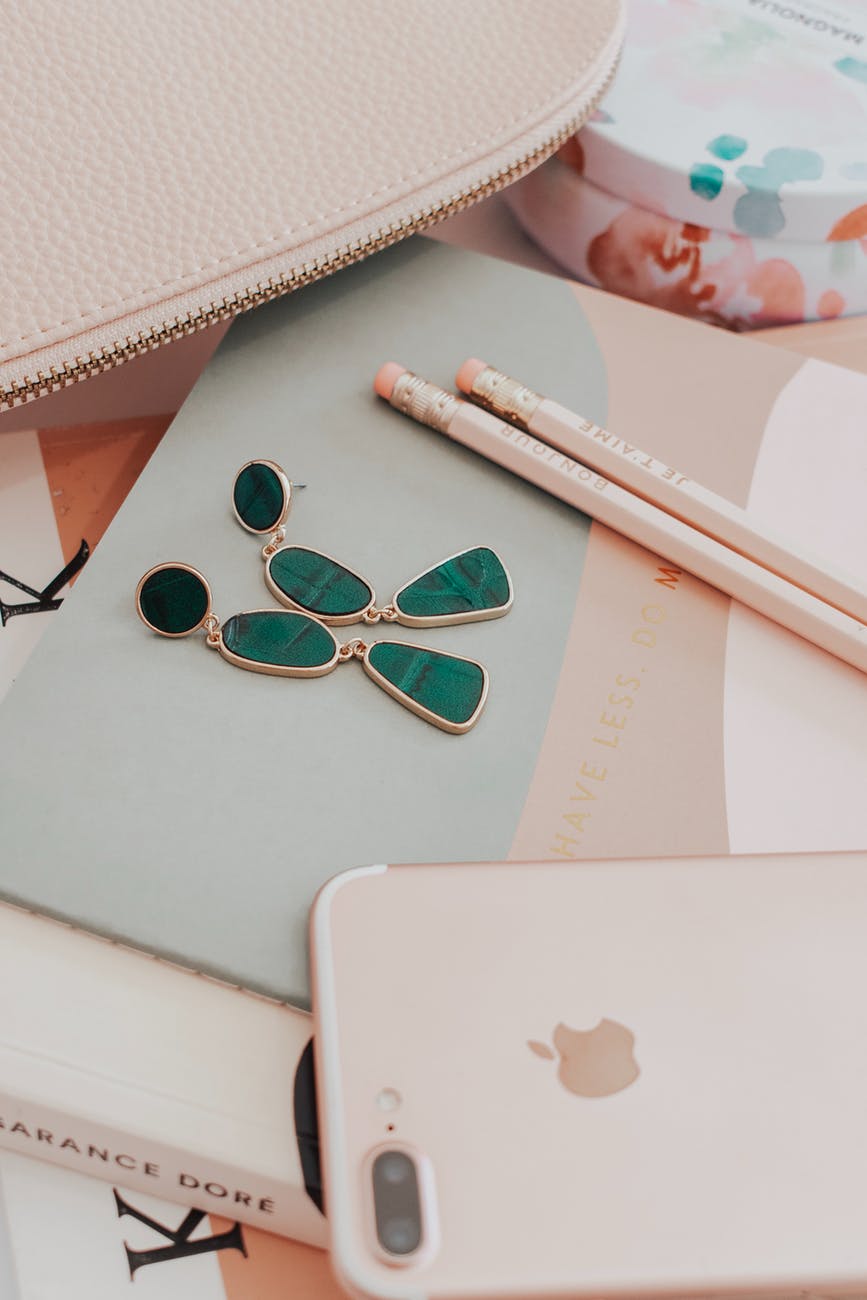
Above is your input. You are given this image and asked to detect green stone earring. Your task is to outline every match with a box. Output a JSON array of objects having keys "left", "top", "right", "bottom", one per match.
[
  {"left": 232, "top": 459, "right": 514, "bottom": 629},
  {"left": 135, "top": 562, "right": 489, "bottom": 735}
]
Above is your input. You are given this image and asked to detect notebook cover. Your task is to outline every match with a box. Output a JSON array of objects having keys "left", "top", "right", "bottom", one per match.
[
  {"left": 0, "top": 237, "right": 865, "bottom": 1009},
  {"left": 760, "top": 312, "right": 867, "bottom": 375}
]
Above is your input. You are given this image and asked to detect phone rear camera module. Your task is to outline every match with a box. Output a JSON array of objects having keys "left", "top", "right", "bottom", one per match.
[{"left": 372, "top": 1149, "right": 423, "bottom": 1257}]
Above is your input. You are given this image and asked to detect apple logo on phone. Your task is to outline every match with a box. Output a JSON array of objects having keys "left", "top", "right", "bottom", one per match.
[{"left": 528, "top": 1019, "right": 640, "bottom": 1098}]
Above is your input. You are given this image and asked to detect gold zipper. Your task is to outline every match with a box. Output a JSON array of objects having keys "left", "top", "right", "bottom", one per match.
[{"left": 2, "top": 59, "right": 619, "bottom": 410}]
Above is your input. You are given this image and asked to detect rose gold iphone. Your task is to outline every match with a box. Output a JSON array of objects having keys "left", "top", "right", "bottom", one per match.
[{"left": 310, "top": 850, "right": 867, "bottom": 1300}]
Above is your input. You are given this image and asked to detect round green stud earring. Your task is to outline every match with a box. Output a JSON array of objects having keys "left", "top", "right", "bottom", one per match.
[
  {"left": 232, "top": 459, "right": 293, "bottom": 536},
  {"left": 135, "top": 562, "right": 213, "bottom": 638}
]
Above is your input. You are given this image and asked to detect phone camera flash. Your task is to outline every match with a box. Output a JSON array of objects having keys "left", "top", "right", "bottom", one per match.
[{"left": 376, "top": 1088, "right": 402, "bottom": 1113}]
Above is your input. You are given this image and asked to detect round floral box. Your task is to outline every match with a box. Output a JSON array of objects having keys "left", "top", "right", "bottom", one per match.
[{"left": 507, "top": 0, "right": 867, "bottom": 328}]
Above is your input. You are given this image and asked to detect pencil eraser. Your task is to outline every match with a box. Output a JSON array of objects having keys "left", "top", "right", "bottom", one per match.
[
  {"left": 456, "top": 358, "right": 487, "bottom": 394},
  {"left": 374, "top": 362, "right": 406, "bottom": 400}
]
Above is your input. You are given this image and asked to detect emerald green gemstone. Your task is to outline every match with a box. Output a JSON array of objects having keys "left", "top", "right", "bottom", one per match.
[
  {"left": 221, "top": 610, "right": 336, "bottom": 670},
  {"left": 233, "top": 462, "right": 287, "bottom": 533},
  {"left": 395, "top": 547, "right": 511, "bottom": 621},
  {"left": 268, "top": 547, "right": 373, "bottom": 619},
  {"left": 138, "top": 566, "right": 209, "bottom": 635},
  {"left": 366, "top": 641, "right": 486, "bottom": 728}
]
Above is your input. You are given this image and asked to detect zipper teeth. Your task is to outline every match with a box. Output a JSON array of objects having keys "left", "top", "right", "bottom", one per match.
[{"left": 2, "top": 58, "right": 619, "bottom": 410}]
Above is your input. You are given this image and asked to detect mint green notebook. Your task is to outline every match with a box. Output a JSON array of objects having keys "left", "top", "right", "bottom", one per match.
[{"left": 0, "top": 240, "right": 601, "bottom": 1004}]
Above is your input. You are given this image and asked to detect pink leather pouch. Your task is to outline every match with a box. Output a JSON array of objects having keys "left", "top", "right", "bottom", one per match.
[{"left": 0, "top": 1, "right": 623, "bottom": 408}]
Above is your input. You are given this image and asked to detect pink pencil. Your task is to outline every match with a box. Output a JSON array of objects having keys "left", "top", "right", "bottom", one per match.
[
  {"left": 456, "top": 359, "right": 867, "bottom": 627},
  {"left": 374, "top": 363, "right": 867, "bottom": 676}
]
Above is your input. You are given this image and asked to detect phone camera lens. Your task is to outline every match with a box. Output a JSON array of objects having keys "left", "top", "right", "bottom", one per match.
[
  {"left": 380, "top": 1215, "right": 418, "bottom": 1255},
  {"left": 372, "top": 1150, "right": 423, "bottom": 1258},
  {"left": 379, "top": 1154, "right": 410, "bottom": 1185}
]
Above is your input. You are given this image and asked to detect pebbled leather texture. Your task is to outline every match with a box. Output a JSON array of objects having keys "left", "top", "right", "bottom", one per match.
[{"left": 0, "top": 0, "right": 623, "bottom": 403}]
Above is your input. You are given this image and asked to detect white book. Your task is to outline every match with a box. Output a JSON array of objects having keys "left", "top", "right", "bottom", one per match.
[{"left": 0, "top": 903, "right": 324, "bottom": 1245}]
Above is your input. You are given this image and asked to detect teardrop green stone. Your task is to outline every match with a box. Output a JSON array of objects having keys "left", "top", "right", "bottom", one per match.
[
  {"left": 268, "top": 547, "right": 373, "bottom": 619},
  {"left": 233, "top": 462, "right": 287, "bottom": 533},
  {"left": 221, "top": 610, "right": 337, "bottom": 671},
  {"left": 394, "top": 547, "right": 511, "bottom": 621},
  {"left": 366, "top": 641, "right": 486, "bottom": 729}
]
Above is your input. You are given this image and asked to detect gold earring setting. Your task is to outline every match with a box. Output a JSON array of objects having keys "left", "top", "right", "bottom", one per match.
[{"left": 232, "top": 460, "right": 513, "bottom": 629}]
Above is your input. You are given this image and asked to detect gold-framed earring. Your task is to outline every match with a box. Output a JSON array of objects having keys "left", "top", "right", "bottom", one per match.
[
  {"left": 135, "top": 562, "right": 489, "bottom": 734},
  {"left": 232, "top": 459, "right": 514, "bottom": 629}
]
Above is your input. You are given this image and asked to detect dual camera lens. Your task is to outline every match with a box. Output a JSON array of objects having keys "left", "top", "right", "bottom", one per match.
[{"left": 371, "top": 1149, "right": 423, "bottom": 1257}]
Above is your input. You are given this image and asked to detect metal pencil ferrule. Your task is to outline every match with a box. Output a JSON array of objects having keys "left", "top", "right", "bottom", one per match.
[
  {"left": 470, "top": 366, "right": 542, "bottom": 430},
  {"left": 389, "top": 371, "right": 462, "bottom": 434}
]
